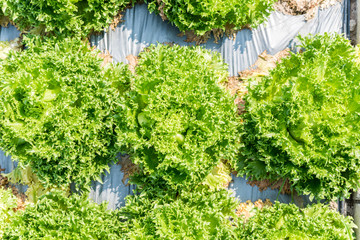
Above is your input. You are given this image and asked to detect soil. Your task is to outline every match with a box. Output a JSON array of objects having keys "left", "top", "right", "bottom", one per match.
[
  {"left": 110, "top": 12, "right": 125, "bottom": 31},
  {"left": 236, "top": 199, "right": 273, "bottom": 220},
  {"left": 98, "top": 49, "right": 113, "bottom": 67},
  {"left": 126, "top": 54, "right": 139, "bottom": 74},
  {"left": 247, "top": 178, "right": 293, "bottom": 195},
  {"left": 224, "top": 77, "right": 247, "bottom": 115},
  {"left": 223, "top": 49, "right": 290, "bottom": 115},
  {"left": 110, "top": 1, "right": 145, "bottom": 31},
  {"left": 0, "top": 16, "right": 13, "bottom": 28},
  {"left": 275, "top": 0, "right": 342, "bottom": 20},
  {"left": 178, "top": 27, "right": 239, "bottom": 45},
  {"left": 117, "top": 154, "right": 140, "bottom": 186},
  {"left": 238, "top": 49, "right": 290, "bottom": 79}
]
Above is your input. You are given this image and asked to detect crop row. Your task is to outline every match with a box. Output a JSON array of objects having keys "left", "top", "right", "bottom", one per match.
[{"left": 0, "top": 0, "right": 275, "bottom": 40}]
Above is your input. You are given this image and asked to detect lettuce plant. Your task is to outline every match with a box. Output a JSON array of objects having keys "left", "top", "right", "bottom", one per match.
[
  {"left": 6, "top": 164, "right": 58, "bottom": 203},
  {"left": 117, "top": 44, "right": 239, "bottom": 189},
  {"left": 121, "top": 188, "right": 239, "bottom": 239},
  {"left": 0, "top": 188, "right": 18, "bottom": 238},
  {"left": 238, "top": 33, "right": 360, "bottom": 200},
  {"left": 3, "top": 189, "right": 125, "bottom": 239},
  {"left": 0, "top": 37, "right": 132, "bottom": 188},
  {"left": 202, "top": 161, "right": 232, "bottom": 191},
  {"left": 0, "top": 0, "right": 131, "bottom": 37},
  {"left": 238, "top": 202, "right": 355, "bottom": 240},
  {"left": 146, "top": 0, "right": 275, "bottom": 41}
]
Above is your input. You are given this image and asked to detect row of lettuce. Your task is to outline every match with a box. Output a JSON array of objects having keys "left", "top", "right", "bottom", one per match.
[
  {"left": 0, "top": 0, "right": 276, "bottom": 40},
  {"left": 0, "top": 31, "right": 358, "bottom": 238},
  {"left": 0, "top": 187, "right": 355, "bottom": 239}
]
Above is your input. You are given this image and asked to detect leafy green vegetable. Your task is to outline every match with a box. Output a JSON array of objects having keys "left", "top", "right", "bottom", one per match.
[
  {"left": 3, "top": 189, "right": 125, "bottom": 239},
  {"left": 121, "top": 187, "right": 239, "bottom": 239},
  {"left": 117, "top": 44, "right": 239, "bottom": 189},
  {"left": 238, "top": 202, "right": 355, "bottom": 240},
  {"left": 146, "top": 0, "right": 275, "bottom": 41},
  {"left": 0, "top": 188, "right": 18, "bottom": 238},
  {"left": 0, "top": 0, "right": 131, "bottom": 38},
  {"left": 238, "top": 33, "right": 360, "bottom": 200},
  {"left": 5, "top": 164, "right": 65, "bottom": 203},
  {"left": 202, "top": 161, "right": 232, "bottom": 191},
  {"left": 0, "top": 37, "right": 132, "bottom": 189}
]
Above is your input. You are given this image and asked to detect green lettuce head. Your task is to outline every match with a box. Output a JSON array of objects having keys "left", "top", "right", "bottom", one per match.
[
  {"left": 238, "top": 33, "right": 360, "bottom": 200},
  {"left": 117, "top": 44, "right": 239, "bottom": 189},
  {"left": 0, "top": 37, "right": 131, "bottom": 188}
]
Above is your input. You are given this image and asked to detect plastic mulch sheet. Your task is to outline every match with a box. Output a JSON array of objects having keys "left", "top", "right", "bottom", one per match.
[{"left": 0, "top": 1, "right": 348, "bottom": 209}]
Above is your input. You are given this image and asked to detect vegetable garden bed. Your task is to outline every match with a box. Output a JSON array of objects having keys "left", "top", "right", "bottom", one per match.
[{"left": 0, "top": 0, "right": 356, "bottom": 239}]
